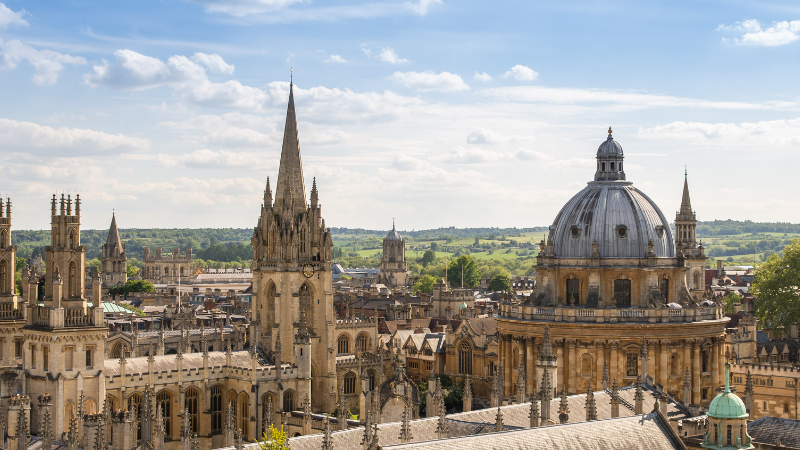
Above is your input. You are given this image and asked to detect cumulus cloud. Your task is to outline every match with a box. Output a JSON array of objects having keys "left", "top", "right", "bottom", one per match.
[
  {"left": 154, "top": 149, "right": 269, "bottom": 169},
  {"left": 718, "top": 19, "right": 800, "bottom": 46},
  {"left": 377, "top": 47, "right": 408, "bottom": 64},
  {"left": 0, "top": 3, "right": 26, "bottom": 29},
  {"left": 503, "top": 64, "right": 538, "bottom": 81},
  {"left": 637, "top": 118, "right": 800, "bottom": 146},
  {"left": 391, "top": 154, "right": 428, "bottom": 171},
  {"left": 404, "top": 0, "right": 441, "bottom": 15},
  {"left": 191, "top": 52, "right": 235, "bottom": 75},
  {"left": 0, "top": 39, "right": 86, "bottom": 85},
  {"left": 474, "top": 72, "right": 492, "bottom": 82},
  {"left": 325, "top": 54, "right": 348, "bottom": 63},
  {"left": 0, "top": 118, "right": 150, "bottom": 155},
  {"left": 389, "top": 70, "right": 469, "bottom": 92},
  {"left": 466, "top": 127, "right": 516, "bottom": 144}
]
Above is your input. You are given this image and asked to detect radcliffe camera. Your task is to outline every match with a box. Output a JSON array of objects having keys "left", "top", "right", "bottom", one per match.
[{"left": 0, "top": 1, "right": 797, "bottom": 450}]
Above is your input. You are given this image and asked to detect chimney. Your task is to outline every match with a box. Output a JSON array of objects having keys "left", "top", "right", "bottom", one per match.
[
  {"left": 717, "top": 260, "right": 723, "bottom": 278},
  {"left": 792, "top": 323, "right": 798, "bottom": 341}
]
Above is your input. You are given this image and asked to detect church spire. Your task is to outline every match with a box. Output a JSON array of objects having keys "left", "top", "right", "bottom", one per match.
[
  {"left": 106, "top": 212, "right": 122, "bottom": 250},
  {"left": 273, "top": 82, "right": 307, "bottom": 211},
  {"left": 680, "top": 169, "right": 692, "bottom": 214}
]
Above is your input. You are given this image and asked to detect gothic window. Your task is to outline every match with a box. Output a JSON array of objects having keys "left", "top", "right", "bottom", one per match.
[
  {"left": 337, "top": 334, "right": 350, "bottom": 354},
  {"left": 660, "top": 278, "right": 669, "bottom": 302},
  {"left": 211, "top": 385, "right": 223, "bottom": 431},
  {"left": 458, "top": 340, "right": 473, "bottom": 375},
  {"left": 262, "top": 393, "right": 276, "bottom": 426},
  {"left": 299, "top": 283, "right": 313, "bottom": 334},
  {"left": 367, "top": 369, "right": 376, "bottom": 392},
  {"left": 185, "top": 388, "right": 200, "bottom": 433},
  {"left": 343, "top": 371, "right": 357, "bottom": 395},
  {"left": 283, "top": 390, "right": 295, "bottom": 413},
  {"left": 0, "top": 230, "right": 6, "bottom": 247},
  {"left": 513, "top": 347, "right": 520, "bottom": 369},
  {"left": 300, "top": 227, "right": 307, "bottom": 255},
  {"left": 69, "top": 261, "right": 77, "bottom": 297},
  {"left": 0, "top": 260, "right": 6, "bottom": 294},
  {"left": 164, "top": 267, "right": 169, "bottom": 275},
  {"left": 614, "top": 279, "right": 631, "bottom": 307},
  {"left": 111, "top": 343, "right": 125, "bottom": 359},
  {"left": 86, "top": 399, "right": 96, "bottom": 414},
  {"left": 69, "top": 230, "right": 75, "bottom": 249},
  {"left": 64, "top": 401, "right": 75, "bottom": 434},
  {"left": 228, "top": 390, "right": 238, "bottom": 429},
  {"left": 670, "top": 354, "right": 681, "bottom": 377},
  {"left": 626, "top": 353, "right": 638, "bottom": 377},
  {"left": 693, "top": 271, "right": 701, "bottom": 289},
  {"left": 567, "top": 278, "right": 580, "bottom": 304},
  {"left": 128, "top": 393, "right": 143, "bottom": 440},
  {"left": 356, "top": 333, "right": 369, "bottom": 353},
  {"left": 238, "top": 392, "right": 250, "bottom": 437},
  {"left": 157, "top": 390, "right": 173, "bottom": 437},
  {"left": 581, "top": 353, "right": 593, "bottom": 377}
]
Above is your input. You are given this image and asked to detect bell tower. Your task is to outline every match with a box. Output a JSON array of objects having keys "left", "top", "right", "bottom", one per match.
[
  {"left": 675, "top": 171, "right": 706, "bottom": 297},
  {"left": 251, "top": 83, "right": 335, "bottom": 412},
  {"left": 101, "top": 212, "right": 127, "bottom": 288},
  {"left": 0, "top": 197, "right": 17, "bottom": 301}
]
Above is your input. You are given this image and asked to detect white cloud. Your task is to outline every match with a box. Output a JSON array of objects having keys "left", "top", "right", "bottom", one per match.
[
  {"left": 0, "top": 39, "right": 86, "bottom": 85},
  {"left": 433, "top": 146, "right": 551, "bottom": 164},
  {"left": 378, "top": 47, "right": 408, "bottom": 64},
  {"left": 390, "top": 154, "right": 427, "bottom": 171},
  {"left": 503, "top": 64, "right": 538, "bottom": 81},
  {"left": 466, "top": 127, "right": 513, "bottom": 144},
  {"left": 185, "top": 0, "right": 303, "bottom": 17},
  {"left": 389, "top": 70, "right": 469, "bottom": 92},
  {"left": 191, "top": 52, "right": 235, "bottom": 75},
  {"left": 637, "top": 118, "right": 800, "bottom": 146},
  {"left": 515, "top": 149, "right": 550, "bottom": 161},
  {"left": 325, "top": 54, "right": 348, "bottom": 63},
  {"left": 479, "top": 86, "right": 798, "bottom": 111},
  {"left": 153, "top": 149, "right": 270, "bottom": 169},
  {"left": 404, "top": 0, "right": 441, "bottom": 15},
  {"left": 718, "top": 19, "right": 800, "bottom": 46},
  {"left": 0, "top": 3, "right": 26, "bottom": 29},
  {"left": 474, "top": 72, "right": 492, "bottom": 82},
  {"left": 0, "top": 118, "right": 150, "bottom": 155}
]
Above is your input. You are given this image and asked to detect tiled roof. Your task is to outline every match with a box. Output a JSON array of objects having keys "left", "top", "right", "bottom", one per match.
[{"left": 748, "top": 416, "right": 800, "bottom": 448}]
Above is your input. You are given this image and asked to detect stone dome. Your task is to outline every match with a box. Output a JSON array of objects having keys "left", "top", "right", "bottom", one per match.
[
  {"left": 386, "top": 222, "right": 402, "bottom": 241},
  {"left": 548, "top": 130, "right": 675, "bottom": 259},
  {"left": 708, "top": 363, "right": 749, "bottom": 419}
]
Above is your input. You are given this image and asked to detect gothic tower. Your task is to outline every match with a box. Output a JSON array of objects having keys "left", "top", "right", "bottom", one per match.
[
  {"left": 675, "top": 171, "right": 706, "bottom": 297},
  {"left": 379, "top": 221, "right": 408, "bottom": 287},
  {"left": 251, "top": 83, "right": 335, "bottom": 413},
  {"left": 0, "top": 198, "right": 17, "bottom": 302},
  {"left": 24, "top": 194, "right": 106, "bottom": 439},
  {"left": 0, "top": 197, "right": 25, "bottom": 373},
  {"left": 101, "top": 213, "right": 127, "bottom": 288}
]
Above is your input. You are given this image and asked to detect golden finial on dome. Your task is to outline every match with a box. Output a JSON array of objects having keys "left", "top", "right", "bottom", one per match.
[{"left": 608, "top": 126, "right": 612, "bottom": 135}]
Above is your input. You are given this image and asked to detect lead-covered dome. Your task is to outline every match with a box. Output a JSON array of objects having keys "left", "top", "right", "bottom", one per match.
[
  {"left": 386, "top": 224, "right": 402, "bottom": 241},
  {"left": 548, "top": 130, "right": 675, "bottom": 259}
]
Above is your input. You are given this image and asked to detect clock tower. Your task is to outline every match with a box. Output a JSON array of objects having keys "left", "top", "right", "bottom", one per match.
[{"left": 251, "top": 82, "right": 335, "bottom": 412}]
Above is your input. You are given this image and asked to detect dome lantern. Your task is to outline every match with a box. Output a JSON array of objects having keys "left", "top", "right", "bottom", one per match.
[{"left": 595, "top": 127, "right": 626, "bottom": 182}]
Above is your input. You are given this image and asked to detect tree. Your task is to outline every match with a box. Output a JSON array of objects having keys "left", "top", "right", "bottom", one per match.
[
  {"left": 420, "top": 249, "right": 436, "bottom": 267},
  {"left": 413, "top": 275, "right": 438, "bottom": 294},
  {"left": 127, "top": 264, "right": 140, "bottom": 278},
  {"left": 752, "top": 238, "right": 800, "bottom": 331},
  {"left": 339, "top": 274, "right": 352, "bottom": 280},
  {"left": 447, "top": 255, "right": 480, "bottom": 288},
  {"left": 488, "top": 273, "right": 511, "bottom": 292},
  {"left": 259, "top": 425, "right": 289, "bottom": 450},
  {"left": 430, "top": 242, "right": 439, "bottom": 252},
  {"left": 107, "top": 280, "right": 157, "bottom": 296}
]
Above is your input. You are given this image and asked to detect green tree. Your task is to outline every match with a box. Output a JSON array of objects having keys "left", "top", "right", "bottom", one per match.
[
  {"left": 430, "top": 242, "right": 439, "bottom": 252},
  {"left": 107, "top": 280, "right": 157, "bottom": 296},
  {"left": 413, "top": 274, "right": 438, "bottom": 294},
  {"left": 752, "top": 238, "right": 800, "bottom": 331},
  {"left": 488, "top": 273, "right": 511, "bottom": 292},
  {"left": 420, "top": 249, "right": 436, "bottom": 267},
  {"left": 447, "top": 255, "right": 480, "bottom": 288},
  {"left": 339, "top": 274, "right": 352, "bottom": 280},
  {"left": 259, "top": 425, "right": 289, "bottom": 450}
]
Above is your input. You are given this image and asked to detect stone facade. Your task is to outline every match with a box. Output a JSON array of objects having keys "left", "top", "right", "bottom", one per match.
[
  {"left": 101, "top": 213, "right": 127, "bottom": 288},
  {"left": 379, "top": 223, "right": 408, "bottom": 287},
  {"left": 143, "top": 247, "right": 193, "bottom": 285}
]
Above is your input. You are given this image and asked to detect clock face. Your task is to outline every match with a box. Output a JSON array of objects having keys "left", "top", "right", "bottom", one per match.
[{"left": 303, "top": 264, "right": 314, "bottom": 278}]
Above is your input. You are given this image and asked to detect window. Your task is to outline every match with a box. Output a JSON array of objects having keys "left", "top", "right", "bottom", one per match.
[
  {"left": 785, "top": 403, "right": 790, "bottom": 414},
  {"left": 14, "top": 339, "right": 21, "bottom": 358},
  {"left": 43, "top": 346, "right": 49, "bottom": 371},
  {"left": 768, "top": 378, "right": 774, "bottom": 387},
  {"left": 626, "top": 354, "right": 638, "bottom": 377},
  {"left": 787, "top": 381, "right": 795, "bottom": 388},
  {"left": 283, "top": 391, "right": 295, "bottom": 413},
  {"left": 128, "top": 393, "right": 143, "bottom": 440},
  {"left": 670, "top": 354, "right": 680, "bottom": 377},
  {"left": 763, "top": 402, "right": 768, "bottom": 411},
  {"left": 567, "top": 278, "right": 580, "bottom": 304},
  {"left": 185, "top": 388, "right": 200, "bottom": 433},
  {"left": 238, "top": 392, "right": 249, "bottom": 437},
  {"left": 356, "top": 334, "right": 369, "bottom": 353},
  {"left": 693, "top": 271, "right": 701, "bottom": 289},
  {"left": 702, "top": 351, "right": 708, "bottom": 373},
  {"left": 211, "top": 386, "right": 223, "bottom": 431},
  {"left": 0, "top": 260, "right": 6, "bottom": 294},
  {"left": 65, "top": 346, "right": 73, "bottom": 371},
  {"left": 343, "top": 372, "right": 357, "bottom": 395},
  {"left": 727, "top": 425, "right": 732, "bottom": 445},
  {"left": 702, "top": 388, "right": 708, "bottom": 400},
  {"left": 425, "top": 361, "right": 433, "bottom": 371},
  {"left": 610, "top": 162, "right": 615, "bottom": 171},
  {"left": 659, "top": 278, "right": 669, "bottom": 302},
  {"left": 69, "top": 262, "right": 77, "bottom": 297},
  {"left": 30, "top": 345, "right": 36, "bottom": 369},
  {"left": 617, "top": 225, "right": 627, "bottom": 238},
  {"left": 581, "top": 353, "right": 593, "bottom": 377},
  {"left": 570, "top": 226, "right": 580, "bottom": 238},
  {"left": 601, "top": 162, "right": 606, "bottom": 171},
  {"left": 614, "top": 279, "right": 631, "bottom": 307},
  {"left": 458, "top": 341, "right": 473, "bottom": 375},
  {"left": 157, "top": 390, "right": 172, "bottom": 437},
  {"left": 86, "top": 346, "right": 93, "bottom": 369},
  {"left": 408, "top": 361, "right": 419, "bottom": 369},
  {"left": 64, "top": 401, "right": 75, "bottom": 434},
  {"left": 299, "top": 284, "right": 313, "bottom": 334},
  {"left": 337, "top": 335, "right": 350, "bottom": 354}
]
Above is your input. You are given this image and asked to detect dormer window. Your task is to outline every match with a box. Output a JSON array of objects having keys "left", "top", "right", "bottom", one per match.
[
  {"left": 570, "top": 225, "right": 580, "bottom": 238},
  {"left": 601, "top": 162, "right": 606, "bottom": 171},
  {"left": 617, "top": 225, "right": 627, "bottom": 238},
  {"left": 655, "top": 226, "right": 665, "bottom": 238},
  {"left": 610, "top": 162, "right": 615, "bottom": 171}
]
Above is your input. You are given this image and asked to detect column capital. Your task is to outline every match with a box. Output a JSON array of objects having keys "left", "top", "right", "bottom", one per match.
[
  {"left": 608, "top": 340, "right": 619, "bottom": 350},
  {"left": 566, "top": 339, "right": 577, "bottom": 348}
]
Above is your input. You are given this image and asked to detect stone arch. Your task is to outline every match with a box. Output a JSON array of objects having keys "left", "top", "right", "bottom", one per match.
[
  {"left": 227, "top": 389, "right": 238, "bottom": 428},
  {"left": 670, "top": 353, "right": 681, "bottom": 377},
  {"left": 343, "top": 371, "right": 358, "bottom": 395},
  {"left": 156, "top": 389, "right": 174, "bottom": 437},
  {"left": 238, "top": 391, "right": 250, "bottom": 438},
  {"left": 693, "top": 270, "right": 702, "bottom": 290},
  {"left": 111, "top": 342, "right": 126, "bottom": 359},
  {"left": 261, "top": 392, "right": 276, "bottom": 427},
  {"left": 283, "top": 390, "right": 296, "bottom": 413},
  {"left": 210, "top": 384, "right": 224, "bottom": 432},
  {"left": 356, "top": 332, "right": 370, "bottom": 353},
  {"left": 184, "top": 387, "right": 201, "bottom": 433},
  {"left": 106, "top": 394, "right": 119, "bottom": 413},
  {"left": 337, "top": 333, "right": 351, "bottom": 355},
  {"left": 64, "top": 400, "right": 75, "bottom": 432},
  {"left": 85, "top": 398, "right": 97, "bottom": 414}
]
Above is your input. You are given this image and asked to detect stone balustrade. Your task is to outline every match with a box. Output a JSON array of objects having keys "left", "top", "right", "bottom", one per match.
[{"left": 500, "top": 303, "right": 723, "bottom": 324}]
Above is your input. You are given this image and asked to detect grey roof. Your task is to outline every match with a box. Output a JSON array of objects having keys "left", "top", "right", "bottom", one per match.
[
  {"left": 386, "top": 225, "right": 402, "bottom": 241},
  {"left": 548, "top": 181, "right": 675, "bottom": 259},
  {"left": 748, "top": 416, "right": 800, "bottom": 448}
]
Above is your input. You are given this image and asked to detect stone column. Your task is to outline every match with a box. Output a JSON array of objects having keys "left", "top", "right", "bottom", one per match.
[
  {"left": 504, "top": 335, "right": 513, "bottom": 398},
  {"left": 526, "top": 337, "right": 535, "bottom": 396},
  {"left": 609, "top": 341, "right": 619, "bottom": 385},
  {"left": 659, "top": 341, "right": 668, "bottom": 388},
  {"left": 555, "top": 340, "right": 564, "bottom": 390},
  {"left": 691, "top": 340, "right": 700, "bottom": 405},
  {"left": 596, "top": 342, "right": 605, "bottom": 389},
  {"left": 567, "top": 340, "right": 577, "bottom": 394},
  {"left": 711, "top": 337, "right": 720, "bottom": 392}
]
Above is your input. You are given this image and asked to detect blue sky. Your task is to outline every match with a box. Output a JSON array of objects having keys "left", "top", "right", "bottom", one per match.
[{"left": 1, "top": 0, "right": 799, "bottom": 231}]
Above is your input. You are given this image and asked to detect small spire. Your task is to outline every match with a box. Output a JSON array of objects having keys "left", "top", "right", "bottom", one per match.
[
  {"left": 723, "top": 362, "right": 732, "bottom": 393},
  {"left": 558, "top": 385, "right": 569, "bottom": 424}
]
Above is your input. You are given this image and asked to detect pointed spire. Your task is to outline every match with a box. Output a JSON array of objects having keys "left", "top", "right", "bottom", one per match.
[
  {"left": 436, "top": 393, "right": 448, "bottom": 439},
  {"left": 264, "top": 177, "right": 273, "bottom": 207},
  {"left": 494, "top": 406, "right": 504, "bottom": 432},
  {"left": 361, "top": 408, "right": 372, "bottom": 448},
  {"left": 529, "top": 387, "right": 539, "bottom": 428},
  {"left": 610, "top": 378, "right": 620, "bottom": 418},
  {"left": 39, "top": 394, "right": 53, "bottom": 450},
  {"left": 93, "top": 414, "right": 105, "bottom": 450},
  {"left": 462, "top": 375, "right": 473, "bottom": 412},
  {"left": 723, "top": 362, "right": 732, "bottom": 393},
  {"left": 310, "top": 177, "right": 319, "bottom": 208},
  {"left": 558, "top": 385, "right": 569, "bottom": 424},
  {"left": 634, "top": 378, "right": 644, "bottom": 415},
  {"left": 67, "top": 415, "right": 79, "bottom": 450},
  {"left": 337, "top": 386, "right": 348, "bottom": 431},
  {"left": 585, "top": 382, "right": 597, "bottom": 421},
  {"left": 105, "top": 212, "right": 122, "bottom": 250},
  {"left": 180, "top": 407, "right": 192, "bottom": 439},
  {"left": 224, "top": 401, "right": 235, "bottom": 447},
  {"left": 680, "top": 169, "right": 692, "bottom": 213},
  {"left": 516, "top": 359, "right": 526, "bottom": 404},
  {"left": 235, "top": 429, "right": 244, "bottom": 450},
  {"left": 399, "top": 389, "right": 412, "bottom": 443},
  {"left": 322, "top": 417, "right": 333, "bottom": 450},
  {"left": 274, "top": 82, "right": 307, "bottom": 211}
]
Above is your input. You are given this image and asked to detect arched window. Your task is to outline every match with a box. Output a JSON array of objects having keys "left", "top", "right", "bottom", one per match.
[
  {"left": 343, "top": 371, "right": 357, "bottom": 395},
  {"left": 299, "top": 283, "right": 313, "bottom": 334},
  {"left": 0, "top": 260, "right": 6, "bottom": 294},
  {"left": 211, "top": 385, "right": 223, "bottom": 431},
  {"left": 157, "top": 390, "right": 173, "bottom": 437},
  {"left": 670, "top": 354, "right": 681, "bottom": 377},
  {"left": 660, "top": 278, "right": 669, "bottom": 302},
  {"left": 228, "top": 390, "right": 238, "bottom": 430},
  {"left": 111, "top": 342, "right": 125, "bottom": 359},
  {"left": 86, "top": 399, "right": 97, "bottom": 414},
  {"left": 283, "top": 390, "right": 295, "bottom": 413},
  {"left": 69, "top": 230, "right": 75, "bottom": 249},
  {"left": 69, "top": 261, "right": 77, "bottom": 297},
  {"left": 566, "top": 278, "right": 580, "bottom": 304},
  {"left": 356, "top": 333, "right": 369, "bottom": 353},
  {"left": 580, "top": 353, "right": 593, "bottom": 377},
  {"left": 164, "top": 267, "right": 169, "bottom": 275},
  {"left": 338, "top": 334, "right": 350, "bottom": 355},
  {"left": 238, "top": 392, "right": 250, "bottom": 438},
  {"left": 601, "top": 162, "right": 606, "bottom": 171},
  {"left": 610, "top": 162, "right": 615, "bottom": 171},
  {"left": 64, "top": 401, "right": 75, "bottom": 433},
  {"left": 185, "top": 388, "right": 200, "bottom": 433},
  {"left": 513, "top": 347, "right": 520, "bottom": 369},
  {"left": 0, "top": 230, "right": 6, "bottom": 248},
  {"left": 458, "top": 340, "right": 472, "bottom": 375},
  {"left": 693, "top": 271, "right": 701, "bottom": 289},
  {"left": 367, "top": 369, "right": 376, "bottom": 392},
  {"left": 128, "top": 393, "right": 143, "bottom": 440},
  {"left": 262, "top": 393, "right": 276, "bottom": 429}
]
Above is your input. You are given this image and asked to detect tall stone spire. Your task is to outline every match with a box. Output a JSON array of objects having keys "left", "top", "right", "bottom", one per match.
[
  {"left": 680, "top": 169, "right": 692, "bottom": 214},
  {"left": 585, "top": 382, "right": 597, "bottom": 421},
  {"left": 273, "top": 82, "right": 307, "bottom": 211},
  {"left": 105, "top": 212, "right": 122, "bottom": 251},
  {"left": 610, "top": 378, "right": 620, "bottom": 418},
  {"left": 539, "top": 362, "right": 552, "bottom": 425},
  {"left": 558, "top": 385, "right": 569, "bottom": 424},
  {"left": 529, "top": 387, "right": 539, "bottom": 428}
]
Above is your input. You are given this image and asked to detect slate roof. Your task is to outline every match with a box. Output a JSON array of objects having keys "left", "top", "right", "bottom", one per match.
[
  {"left": 461, "top": 317, "right": 497, "bottom": 336},
  {"left": 748, "top": 416, "right": 800, "bottom": 448}
]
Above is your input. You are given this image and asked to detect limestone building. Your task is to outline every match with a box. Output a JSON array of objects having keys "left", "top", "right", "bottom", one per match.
[
  {"left": 379, "top": 223, "right": 408, "bottom": 287},
  {"left": 142, "top": 246, "right": 193, "bottom": 284},
  {"left": 495, "top": 129, "right": 728, "bottom": 409},
  {"left": 675, "top": 172, "right": 707, "bottom": 298},
  {"left": 0, "top": 197, "right": 26, "bottom": 373},
  {"left": 101, "top": 212, "right": 127, "bottom": 288}
]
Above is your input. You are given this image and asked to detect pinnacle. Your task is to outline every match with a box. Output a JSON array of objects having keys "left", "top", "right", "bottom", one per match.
[{"left": 274, "top": 83, "right": 307, "bottom": 211}]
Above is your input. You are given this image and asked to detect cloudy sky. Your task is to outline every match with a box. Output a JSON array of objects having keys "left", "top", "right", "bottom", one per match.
[{"left": 1, "top": 0, "right": 799, "bottom": 231}]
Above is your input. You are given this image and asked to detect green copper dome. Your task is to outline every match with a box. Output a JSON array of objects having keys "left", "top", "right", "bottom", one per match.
[
  {"left": 708, "top": 363, "right": 748, "bottom": 419},
  {"left": 459, "top": 301, "right": 468, "bottom": 310}
]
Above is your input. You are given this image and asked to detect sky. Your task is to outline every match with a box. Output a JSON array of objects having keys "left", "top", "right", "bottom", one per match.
[{"left": 1, "top": 0, "right": 799, "bottom": 232}]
